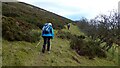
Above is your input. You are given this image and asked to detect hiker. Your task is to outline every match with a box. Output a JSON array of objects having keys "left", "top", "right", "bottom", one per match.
[
  {"left": 42, "top": 23, "right": 54, "bottom": 53},
  {"left": 67, "top": 23, "right": 70, "bottom": 30}
]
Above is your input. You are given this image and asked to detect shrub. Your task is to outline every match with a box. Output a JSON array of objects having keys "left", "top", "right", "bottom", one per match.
[
  {"left": 77, "top": 35, "right": 86, "bottom": 39},
  {"left": 2, "top": 16, "right": 41, "bottom": 42},
  {"left": 57, "top": 30, "right": 73, "bottom": 40},
  {"left": 70, "top": 35, "right": 107, "bottom": 59},
  {"left": 28, "top": 30, "right": 41, "bottom": 42},
  {"left": 70, "top": 35, "right": 86, "bottom": 54}
]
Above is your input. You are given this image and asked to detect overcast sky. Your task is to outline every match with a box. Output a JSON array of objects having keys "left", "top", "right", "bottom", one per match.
[{"left": 18, "top": 0, "right": 119, "bottom": 20}]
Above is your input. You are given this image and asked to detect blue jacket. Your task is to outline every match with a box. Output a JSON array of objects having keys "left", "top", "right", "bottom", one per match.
[{"left": 42, "top": 25, "right": 54, "bottom": 38}]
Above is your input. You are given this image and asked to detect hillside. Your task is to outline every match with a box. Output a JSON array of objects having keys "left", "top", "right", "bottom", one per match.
[
  {"left": 2, "top": 2, "right": 73, "bottom": 29},
  {"left": 2, "top": 23, "right": 118, "bottom": 66},
  {"left": 2, "top": 2, "right": 73, "bottom": 42},
  {"left": 2, "top": 2, "right": 119, "bottom": 67}
]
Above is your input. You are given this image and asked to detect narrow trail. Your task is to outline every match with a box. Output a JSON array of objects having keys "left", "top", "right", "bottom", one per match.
[
  {"left": 31, "top": 23, "right": 82, "bottom": 66},
  {"left": 29, "top": 23, "right": 117, "bottom": 66}
]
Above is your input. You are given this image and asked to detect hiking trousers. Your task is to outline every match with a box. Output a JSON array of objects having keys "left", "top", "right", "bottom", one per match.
[
  {"left": 42, "top": 37, "right": 51, "bottom": 53},
  {"left": 67, "top": 26, "right": 70, "bottom": 30}
]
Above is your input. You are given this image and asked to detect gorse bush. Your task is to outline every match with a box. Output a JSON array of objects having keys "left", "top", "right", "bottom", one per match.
[
  {"left": 57, "top": 30, "right": 73, "bottom": 40},
  {"left": 77, "top": 35, "right": 86, "bottom": 39},
  {"left": 70, "top": 35, "right": 107, "bottom": 59},
  {"left": 28, "top": 30, "right": 41, "bottom": 42},
  {"left": 2, "top": 16, "right": 41, "bottom": 42},
  {"left": 53, "top": 23, "right": 65, "bottom": 30}
]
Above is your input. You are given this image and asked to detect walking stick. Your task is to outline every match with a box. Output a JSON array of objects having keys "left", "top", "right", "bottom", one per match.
[{"left": 35, "top": 40, "right": 41, "bottom": 48}]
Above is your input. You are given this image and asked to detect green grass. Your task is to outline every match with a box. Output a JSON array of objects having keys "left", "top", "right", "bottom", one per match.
[
  {"left": 62, "top": 23, "right": 84, "bottom": 36},
  {"left": 2, "top": 40, "right": 37, "bottom": 66},
  {"left": 105, "top": 43, "right": 119, "bottom": 65},
  {"left": 2, "top": 24, "right": 118, "bottom": 66}
]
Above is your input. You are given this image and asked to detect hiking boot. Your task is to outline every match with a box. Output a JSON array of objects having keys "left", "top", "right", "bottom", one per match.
[
  {"left": 48, "top": 51, "right": 50, "bottom": 54},
  {"left": 42, "top": 48, "right": 45, "bottom": 53}
]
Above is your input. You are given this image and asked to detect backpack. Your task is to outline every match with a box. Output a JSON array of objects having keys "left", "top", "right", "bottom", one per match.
[{"left": 42, "top": 23, "right": 51, "bottom": 34}]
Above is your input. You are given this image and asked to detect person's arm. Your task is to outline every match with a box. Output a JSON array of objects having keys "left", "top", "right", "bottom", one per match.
[
  {"left": 52, "top": 28, "right": 54, "bottom": 39},
  {"left": 41, "top": 27, "right": 44, "bottom": 36}
]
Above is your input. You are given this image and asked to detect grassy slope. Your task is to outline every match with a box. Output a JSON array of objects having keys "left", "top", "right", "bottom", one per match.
[
  {"left": 2, "top": 2, "right": 73, "bottom": 29},
  {"left": 2, "top": 24, "right": 118, "bottom": 66}
]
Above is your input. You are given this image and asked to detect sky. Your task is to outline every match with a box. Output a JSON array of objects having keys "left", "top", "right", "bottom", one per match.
[{"left": 18, "top": 0, "right": 119, "bottom": 21}]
